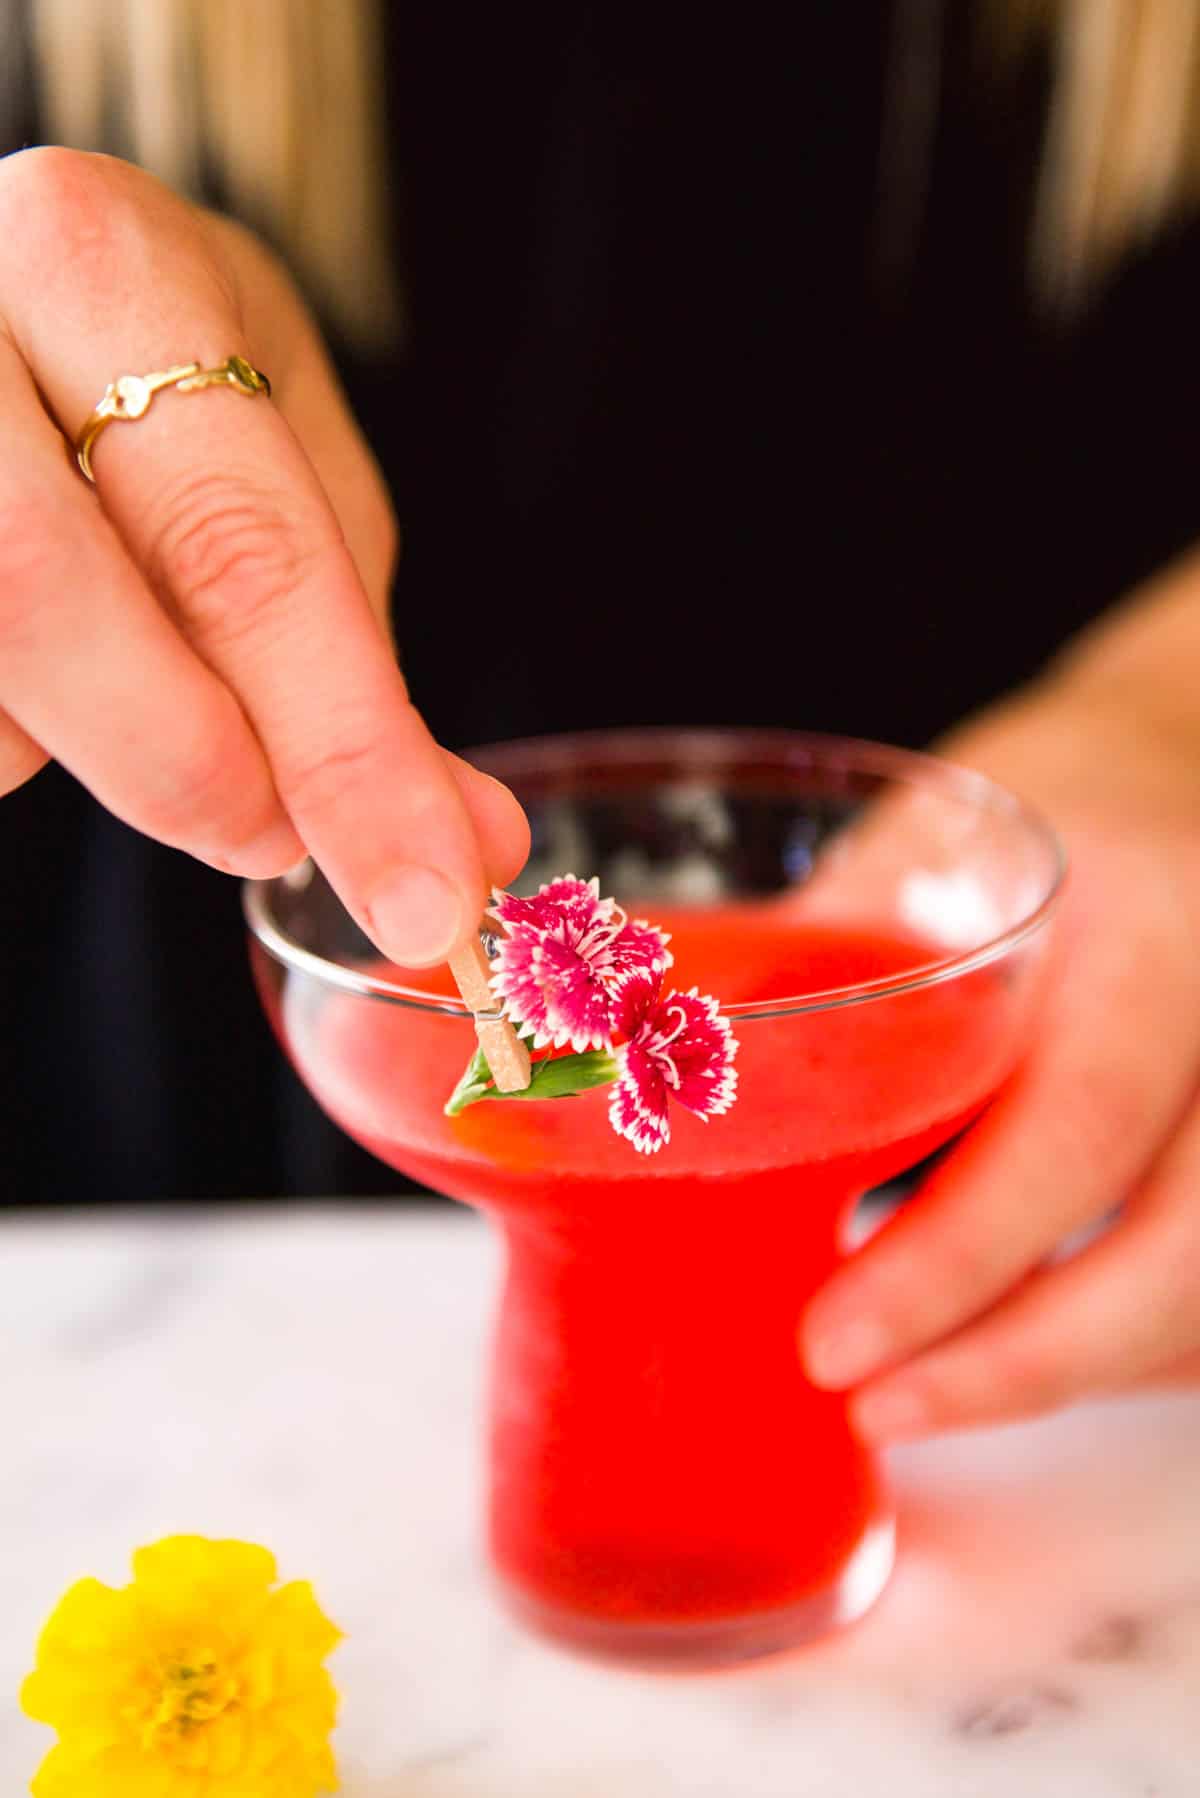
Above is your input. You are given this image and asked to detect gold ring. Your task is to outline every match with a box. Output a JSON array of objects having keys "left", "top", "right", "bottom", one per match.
[{"left": 74, "top": 355, "right": 271, "bottom": 483}]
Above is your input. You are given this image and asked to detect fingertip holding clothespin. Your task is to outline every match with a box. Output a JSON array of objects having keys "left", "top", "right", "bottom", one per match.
[{"left": 447, "top": 918, "right": 532, "bottom": 1092}]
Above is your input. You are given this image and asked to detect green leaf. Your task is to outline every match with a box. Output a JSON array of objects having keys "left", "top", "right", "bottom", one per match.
[
  {"left": 444, "top": 1046, "right": 619, "bottom": 1116},
  {"left": 516, "top": 1050, "right": 620, "bottom": 1100},
  {"left": 443, "top": 1045, "right": 495, "bottom": 1116}
]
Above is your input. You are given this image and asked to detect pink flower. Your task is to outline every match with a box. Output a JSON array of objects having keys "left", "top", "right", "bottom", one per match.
[
  {"left": 462, "top": 872, "right": 742, "bottom": 1153},
  {"left": 489, "top": 876, "right": 673, "bottom": 1053},
  {"left": 608, "top": 976, "right": 739, "bottom": 1156}
]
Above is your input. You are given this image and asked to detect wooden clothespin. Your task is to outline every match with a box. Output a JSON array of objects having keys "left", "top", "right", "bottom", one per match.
[{"left": 447, "top": 916, "right": 532, "bottom": 1092}]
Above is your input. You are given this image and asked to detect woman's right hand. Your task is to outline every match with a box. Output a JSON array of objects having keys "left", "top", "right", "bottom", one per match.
[{"left": 0, "top": 147, "right": 529, "bottom": 964}]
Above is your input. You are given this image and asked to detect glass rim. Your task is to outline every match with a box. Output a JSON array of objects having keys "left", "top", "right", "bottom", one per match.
[{"left": 243, "top": 727, "right": 1067, "bottom": 1023}]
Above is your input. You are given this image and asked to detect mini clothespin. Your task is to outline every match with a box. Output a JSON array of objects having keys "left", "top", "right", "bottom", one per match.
[{"left": 447, "top": 915, "right": 532, "bottom": 1092}]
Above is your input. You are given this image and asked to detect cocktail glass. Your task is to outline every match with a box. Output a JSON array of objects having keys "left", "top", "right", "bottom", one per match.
[{"left": 245, "top": 729, "right": 1063, "bottom": 1667}]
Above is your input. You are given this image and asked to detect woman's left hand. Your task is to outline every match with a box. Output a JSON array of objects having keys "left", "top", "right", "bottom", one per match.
[{"left": 801, "top": 665, "right": 1200, "bottom": 1438}]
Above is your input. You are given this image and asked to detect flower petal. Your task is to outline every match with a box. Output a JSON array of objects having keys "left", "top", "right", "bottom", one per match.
[
  {"left": 239, "top": 1582, "right": 344, "bottom": 1710},
  {"left": 608, "top": 917, "right": 673, "bottom": 985},
  {"left": 484, "top": 875, "right": 736, "bottom": 1157},
  {"left": 535, "top": 936, "right": 617, "bottom": 1051},
  {"left": 29, "top": 1742, "right": 137, "bottom": 1798},
  {"left": 22, "top": 1580, "right": 145, "bottom": 1733},
  {"left": 131, "top": 1537, "right": 277, "bottom": 1610},
  {"left": 490, "top": 877, "right": 641, "bottom": 1049},
  {"left": 490, "top": 875, "right": 606, "bottom": 936},
  {"left": 608, "top": 1043, "right": 671, "bottom": 1153},
  {"left": 610, "top": 966, "right": 660, "bottom": 1039},
  {"left": 488, "top": 930, "right": 551, "bottom": 1037},
  {"left": 608, "top": 1082, "right": 670, "bottom": 1154},
  {"left": 661, "top": 987, "right": 740, "bottom": 1118}
]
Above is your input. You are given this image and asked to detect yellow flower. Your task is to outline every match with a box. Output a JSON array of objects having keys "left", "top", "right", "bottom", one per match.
[{"left": 21, "top": 1536, "right": 341, "bottom": 1798}]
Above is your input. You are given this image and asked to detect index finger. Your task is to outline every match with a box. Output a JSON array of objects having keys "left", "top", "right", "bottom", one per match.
[{"left": 7, "top": 153, "right": 490, "bottom": 965}]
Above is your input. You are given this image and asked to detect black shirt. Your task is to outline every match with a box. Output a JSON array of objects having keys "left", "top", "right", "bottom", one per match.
[{"left": 2, "top": 5, "right": 1197, "bottom": 1201}]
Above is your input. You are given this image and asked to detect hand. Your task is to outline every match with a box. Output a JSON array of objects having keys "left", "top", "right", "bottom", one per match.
[
  {"left": 0, "top": 148, "right": 528, "bottom": 963},
  {"left": 801, "top": 677, "right": 1200, "bottom": 1436}
]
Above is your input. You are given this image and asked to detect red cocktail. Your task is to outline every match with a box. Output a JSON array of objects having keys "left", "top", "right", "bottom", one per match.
[{"left": 247, "top": 731, "right": 1062, "bottom": 1664}]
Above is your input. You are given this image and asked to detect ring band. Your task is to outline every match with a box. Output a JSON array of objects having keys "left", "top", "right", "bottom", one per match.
[{"left": 74, "top": 355, "right": 271, "bottom": 482}]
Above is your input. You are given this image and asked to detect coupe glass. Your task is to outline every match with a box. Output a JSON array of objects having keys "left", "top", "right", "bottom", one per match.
[{"left": 245, "top": 729, "right": 1063, "bottom": 1667}]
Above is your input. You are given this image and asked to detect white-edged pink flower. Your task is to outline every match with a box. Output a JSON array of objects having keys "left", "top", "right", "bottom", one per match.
[
  {"left": 447, "top": 871, "right": 742, "bottom": 1152},
  {"left": 608, "top": 978, "right": 739, "bottom": 1156},
  {"left": 489, "top": 875, "right": 673, "bottom": 1053}
]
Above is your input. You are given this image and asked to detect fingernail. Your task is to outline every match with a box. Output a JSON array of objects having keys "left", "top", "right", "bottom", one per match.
[
  {"left": 368, "top": 864, "right": 465, "bottom": 966},
  {"left": 805, "top": 1315, "right": 892, "bottom": 1389},
  {"left": 853, "top": 1385, "right": 928, "bottom": 1443}
]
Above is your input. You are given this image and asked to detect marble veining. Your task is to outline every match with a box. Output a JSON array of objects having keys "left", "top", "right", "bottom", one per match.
[{"left": 0, "top": 1204, "right": 1197, "bottom": 1795}]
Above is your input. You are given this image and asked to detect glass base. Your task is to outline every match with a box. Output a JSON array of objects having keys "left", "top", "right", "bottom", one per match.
[{"left": 497, "top": 1510, "right": 896, "bottom": 1670}]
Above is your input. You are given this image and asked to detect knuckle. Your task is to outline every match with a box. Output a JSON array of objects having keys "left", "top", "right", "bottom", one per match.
[
  {"left": 0, "top": 146, "right": 133, "bottom": 267},
  {"left": 146, "top": 473, "right": 329, "bottom": 642},
  {"left": 282, "top": 725, "right": 393, "bottom": 816},
  {"left": 0, "top": 149, "right": 239, "bottom": 326},
  {"left": 0, "top": 144, "right": 96, "bottom": 212}
]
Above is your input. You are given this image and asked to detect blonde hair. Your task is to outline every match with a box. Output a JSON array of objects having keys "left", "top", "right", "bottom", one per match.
[
  {"left": 1011, "top": 0, "right": 1200, "bottom": 303},
  {"left": 28, "top": 1, "right": 1200, "bottom": 330},
  {"left": 29, "top": 0, "right": 401, "bottom": 350}
]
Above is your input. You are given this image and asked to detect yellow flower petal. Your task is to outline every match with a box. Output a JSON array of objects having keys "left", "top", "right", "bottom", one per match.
[
  {"left": 22, "top": 1580, "right": 145, "bottom": 1736},
  {"left": 31, "top": 1740, "right": 181, "bottom": 1798},
  {"left": 24, "top": 1538, "right": 341, "bottom": 1798},
  {"left": 132, "top": 1536, "right": 278, "bottom": 1602}
]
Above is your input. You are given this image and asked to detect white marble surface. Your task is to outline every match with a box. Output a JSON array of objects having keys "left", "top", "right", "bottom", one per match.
[{"left": 1, "top": 1204, "right": 1198, "bottom": 1796}]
